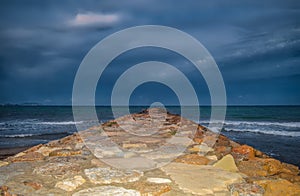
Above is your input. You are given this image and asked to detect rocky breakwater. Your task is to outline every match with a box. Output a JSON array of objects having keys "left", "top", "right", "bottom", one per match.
[{"left": 0, "top": 108, "right": 300, "bottom": 195}]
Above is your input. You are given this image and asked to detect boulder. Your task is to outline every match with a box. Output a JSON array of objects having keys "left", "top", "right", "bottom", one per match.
[
  {"left": 213, "top": 154, "right": 238, "bottom": 172},
  {"left": 232, "top": 145, "right": 255, "bottom": 161},
  {"left": 161, "top": 163, "right": 244, "bottom": 195},
  {"left": 228, "top": 182, "right": 264, "bottom": 196},
  {"left": 238, "top": 158, "right": 282, "bottom": 177},
  {"left": 254, "top": 179, "right": 300, "bottom": 196}
]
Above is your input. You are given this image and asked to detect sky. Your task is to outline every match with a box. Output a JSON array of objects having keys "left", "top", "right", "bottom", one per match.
[{"left": 0, "top": 0, "right": 299, "bottom": 105}]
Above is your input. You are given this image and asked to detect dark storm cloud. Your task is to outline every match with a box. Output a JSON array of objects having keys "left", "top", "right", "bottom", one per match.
[{"left": 0, "top": 0, "right": 299, "bottom": 105}]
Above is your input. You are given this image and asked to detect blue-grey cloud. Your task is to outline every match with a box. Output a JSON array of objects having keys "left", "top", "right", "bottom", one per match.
[{"left": 0, "top": 0, "right": 299, "bottom": 105}]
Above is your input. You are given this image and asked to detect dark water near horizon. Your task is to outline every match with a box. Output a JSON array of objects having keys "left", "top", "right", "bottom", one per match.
[{"left": 0, "top": 106, "right": 300, "bottom": 166}]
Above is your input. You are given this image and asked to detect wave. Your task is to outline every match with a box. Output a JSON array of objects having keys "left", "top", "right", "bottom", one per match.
[
  {"left": 36, "top": 121, "right": 84, "bottom": 125},
  {"left": 199, "top": 120, "right": 300, "bottom": 128},
  {"left": 0, "top": 131, "right": 71, "bottom": 138},
  {"left": 223, "top": 128, "right": 300, "bottom": 137}
]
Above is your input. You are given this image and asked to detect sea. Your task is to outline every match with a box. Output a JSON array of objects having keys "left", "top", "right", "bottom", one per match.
[{"left": 0, "top": 106, "right": 300, "bottom": 166}]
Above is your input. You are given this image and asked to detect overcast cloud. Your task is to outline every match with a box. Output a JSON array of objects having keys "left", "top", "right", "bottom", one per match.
[{"left": 0, "top": 0, "right": 299, "bottom": 105}]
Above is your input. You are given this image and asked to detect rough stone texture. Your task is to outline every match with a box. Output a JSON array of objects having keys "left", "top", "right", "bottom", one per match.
[
  {"left": 55, "top": 175, "right": 86, "bottom": 191},
  {"left": 174, "top": 154, "right": 209, "bottom": 165},
  {"left": 36, "top": 146, "right": 66, "bottom": 156},
  {"left": 128, "top": 181, "right": 171, "bottom": 196},
  {"left": 84, "top": 167, "right": 143, "bottom": 184},
  {"left": 33, "top": 161, "right": 81, "bottom": 177},
  {"left": 213, "top": 154, "right": 238, "bottom": 172},
  {"left": 231, "top": 145, "right": 255, "bottom": 161},
  {"left": 49, "top": 149, "right": 81, "bottom": 157},
  {"left": 228, "top": 183, "right": 264, "bottom": 196},
  {"left": 238, "top": 158, "right": 283, "bottom": 177},
  {"left": 72, "top": 186, "right": 141, "bottom": 196},
  {"left": 161, "top": 163, "right": 244, "bottom": 195},
  {"left": 6, "top": 152, "right": 44, "bottom": 162},
  {"left": 253, "top": 179, "right": 300, "bottom": 196}
]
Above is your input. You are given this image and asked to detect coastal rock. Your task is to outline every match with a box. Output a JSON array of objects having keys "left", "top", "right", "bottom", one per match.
[
  {"left": 253, "top": 179, "right": 300, "bottom": 196},
  {"left": 232, "top": 145, "right": 255, "bottom": 161},
  {"left": 146, "top": 177, "right": 172, "bottom": 184},
  {"left": 0, "top": 186, "right": 11, "bottom": 196},
  {"left": 84, "top": 167, "right": 143, "bottom": 184},
  {"left": 0, "top": 161, "right": 9, "bottom": 167},
  {"left": 215, "top": 146, "right": 231, "bottom": 158},
  {"left": 55, "top": 175, "right": 86, "bottom": 191},
  {"left": 72, "top": 186, "right": 141, "bottom": 196},
  {"left": 174, "top": 154, "right": 209, "bottom": 165},
  {"left": 206, "top": 155, "right": 218, "bottom": 161},
  {"left": 213, "top": 154, "right": 238, "bottom": 172},
  {"left": 7, "top": 152, "right": 44, "bottom": 162},
  {"left": 161, "top": 163, "right": 244, "bottom": 195},
  {"left": 238, "top": 158, "right": 282, "bottom": 177},
  {"left": 36, "top": 146, "right": 67, "bottom": 156},
  {"left": 33, "top": 162, "right": 81, "bottom": 177},
  {"left": 128, "top": 181, "right": 171, "bottom": 195},
  {"left": 228, "top": 183, "right": 264, "bottom": 196},
  {"left": 194, "top": 143, "right": 214, "bottom": 155},
  {"left": 23, "top": 181, "right": 43, "bottom": 190},
  {"left": 215, "top": 135, "right": 231, "bottom": 146},
  {"left": 49, "top": 149, "right": 81, "bottom": 157}
]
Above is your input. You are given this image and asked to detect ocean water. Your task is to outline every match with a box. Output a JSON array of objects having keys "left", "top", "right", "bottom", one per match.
[{"left": 0, "top": 106, "right": 300, "bottom": 166}]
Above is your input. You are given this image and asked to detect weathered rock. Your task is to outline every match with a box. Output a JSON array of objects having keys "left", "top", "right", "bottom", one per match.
[
  {"left": 206, "top": 155, "right": 218, "bottom": 161},
  {"left": 213, "top": 154, "right": 238, "bottom": 172},
  {"left": 161, "top": 163, "right": 244, "bottom": 195},
  {"left": 55, "top": 175, "right": 86, "bottom": 191},
  {"left": 146, "top": 177, "right": 172, "bottom": 184},
  {"left": 232, "top": 145, "right": 255, "bottom": 161},
  {"left": 7, "top": 152, "right": 44, "bottom": 162},
  {"left": 49, "top": 149, "right": 81, "bottom": 157},
  {"left": 23, "top": 181, "right": 43, "bottom": 190},
  {"left": 0, "top": 161, "right": 9, "bottom": 167},
  {"left": 0, "top": 186, "right": 11, "bottom": 196},
  {"left": 84, "top": 167, "right": 143, "bottom": 184},
  {"left": 174, "top": 154, "right": 209, "bottom": 165},
  {"left": 214, "top": 146, "right": 231, "bottom": 158},
  {"left": 281, "top": 162, "right": 300, "bottom": 175},
  {"left": 228, "top": 183, "right": 264, "bottom": 196},
  {"left": 254, "top": 179, "right": 300, "bottom": 196},
  {"left": 238, "top": 158, "right": 282, "bottom": 177},
  {"left": 36, "top": 146, "right": 66, "bottom": 156},
  {"left": 128, "top": 181, "right": 171, "bottom": 195},
  {"left": 215, "top": 135, "right": 230, "bottom": 146},
  {"left": 276, "top": 172, "right": 300, "bottom": 183},
  {"left": 194, "top": 143, "right": 214, "bottom": 155},
  {"left": 33, "top": 162, "right": 81, "bottom": 177},
  {"left": 72, "top": 186, "right": 141, "bottom": 196}
]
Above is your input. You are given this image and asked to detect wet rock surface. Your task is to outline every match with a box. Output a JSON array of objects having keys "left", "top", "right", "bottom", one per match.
[{"left": 0, "top": 108, "right": 299, "bottom": 195}]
